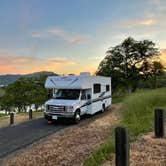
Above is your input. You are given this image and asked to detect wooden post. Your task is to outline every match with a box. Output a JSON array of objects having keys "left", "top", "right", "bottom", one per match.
[
  {"left": 154, "top": 109, "right": 165, "bottom": 138},
  {"left": 10, "top": 112, "right": 14, "bottom": 125},
  {"left": 29, "top": 109, "right": 33, "bottom": 120},
  {"left": 115, "top": 127, "right": 129, "bottom": 166}
]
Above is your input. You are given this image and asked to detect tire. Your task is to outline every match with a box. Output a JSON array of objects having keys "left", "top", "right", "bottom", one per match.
[
  {"left": 73, "top": 110, "right": 81, "bottom": 124},
  {"left": 101, "top": 104, "right": 106, "bottom": 113}
]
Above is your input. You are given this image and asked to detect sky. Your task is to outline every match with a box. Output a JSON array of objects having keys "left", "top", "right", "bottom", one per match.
[{"left": 0, "top": 0, "right": 166, "bottom": 75}]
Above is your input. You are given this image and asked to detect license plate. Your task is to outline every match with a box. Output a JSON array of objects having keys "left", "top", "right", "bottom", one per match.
[{"left": 52, "top": 115, "right": 57, "bottom": 120}]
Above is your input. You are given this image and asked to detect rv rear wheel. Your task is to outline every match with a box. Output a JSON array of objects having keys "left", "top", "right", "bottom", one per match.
[{"left": 73, "top": 110, "right": 81, "bottom": 124}]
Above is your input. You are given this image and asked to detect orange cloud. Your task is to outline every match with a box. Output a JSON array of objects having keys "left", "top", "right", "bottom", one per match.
[
  {"left": 121, "top": 18, "right": 155, "bottom": 28},
  {"left": 0, "top": 51, "right": 76, "bottom": 74},
  {"left": 139, "top": 19, "right": 155, "bottom": 26},
  {"left": 47, "top": 58, "right": 76, "bottom": 65},
  {"left": 25, "top": 61, "right": 96, "bottom": 76}
]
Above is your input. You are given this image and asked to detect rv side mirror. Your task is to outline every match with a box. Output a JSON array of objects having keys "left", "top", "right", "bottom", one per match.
[
  {"left": 48, "top": 93, "right": 52, "bottom": 99},
  {"left": 87, "top": 94, "right": 91, "bottom": 100}
]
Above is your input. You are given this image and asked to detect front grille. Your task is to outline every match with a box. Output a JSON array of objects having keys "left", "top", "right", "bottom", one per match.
[{"left": 48, "top": 105, "right": 65, "bottom": 112}]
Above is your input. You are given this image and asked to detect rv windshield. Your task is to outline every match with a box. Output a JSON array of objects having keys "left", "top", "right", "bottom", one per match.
[{"left": 54, "top": 89, "right": 80, "bottom": 100}]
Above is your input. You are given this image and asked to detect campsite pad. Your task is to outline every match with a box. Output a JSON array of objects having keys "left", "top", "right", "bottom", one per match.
[{"left": 0, "top": 118, "right": 67, "bottom": 158}]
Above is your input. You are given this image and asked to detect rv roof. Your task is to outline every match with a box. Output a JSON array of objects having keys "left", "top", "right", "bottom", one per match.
[
  {"left": 45, "top": 75, "right": 88, "bottom": 89},
  {"left": 45, "top": 75, "right": 111, "bottom": 89}
]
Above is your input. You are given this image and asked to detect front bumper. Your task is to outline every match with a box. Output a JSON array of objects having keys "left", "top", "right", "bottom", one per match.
[{"left": 44, "top": 111, "right": 74, "bottom": 120}]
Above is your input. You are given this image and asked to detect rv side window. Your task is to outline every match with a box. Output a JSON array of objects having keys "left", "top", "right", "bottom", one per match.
[
  {"left": 93, "top": 84, "right": 101, "bottom": 94},
  {"left": 81, "top": 90, "right": 86, "bottom": 100},
  {"left": 106, "top": 85, "right": 110, "bottom": 92}
]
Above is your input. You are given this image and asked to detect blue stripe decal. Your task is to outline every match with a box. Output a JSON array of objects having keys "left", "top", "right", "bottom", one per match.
[{"left": 80, "top": 95, "right": 111, "bottom": 108}]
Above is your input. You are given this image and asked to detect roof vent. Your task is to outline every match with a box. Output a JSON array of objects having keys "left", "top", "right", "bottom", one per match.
[
  {"left": 68, "top": 74, "right": 75, "bottom": 76},
  {"left": 80, "top": 72, "right": 90, "bottom": 76}
]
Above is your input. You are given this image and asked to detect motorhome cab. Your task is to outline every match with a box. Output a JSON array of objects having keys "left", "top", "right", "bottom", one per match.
[{"left": 44, "top": 72, "right": 111, "bottom": 123}]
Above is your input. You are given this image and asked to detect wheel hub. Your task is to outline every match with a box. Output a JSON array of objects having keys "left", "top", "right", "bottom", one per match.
[{"left": 76, "top": 113, "right": 80, "bottom": 120}]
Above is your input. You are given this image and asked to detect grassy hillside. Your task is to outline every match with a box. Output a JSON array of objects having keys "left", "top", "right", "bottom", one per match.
[
  {"left": 84, "top": 88, "right": 166, "bottom": 166},
  {"left": 121, "top": 88, "right": 166, "bottom": 139}
]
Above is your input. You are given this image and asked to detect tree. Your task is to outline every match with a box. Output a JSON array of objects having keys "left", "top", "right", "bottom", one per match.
[
  {"left": 96, "top": 37, "right": 162, "bottom": 93},
  {"left": 0, "top": 76, "right": 48, "bottom": 112},
  {"left": 150, "top": 61, "right": 165, "bottom": 88},
  {"left": 29, "top": 78, "right": 48, "bottom": 111},
  {"left": 0, "top": 93, "right": 14, "bottom": 113},
  {"left": 3, "top": 78, "right": 28, "bottom": 112}
]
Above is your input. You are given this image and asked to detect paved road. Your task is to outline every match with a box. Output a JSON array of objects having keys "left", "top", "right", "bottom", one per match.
[{"left": 0, "top": 118, "right": 67, "bottom": 159}]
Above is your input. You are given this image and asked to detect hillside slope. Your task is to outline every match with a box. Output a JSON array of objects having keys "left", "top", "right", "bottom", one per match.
[{"left": 0, "top": 71, "right": 58, "bottom": 85}]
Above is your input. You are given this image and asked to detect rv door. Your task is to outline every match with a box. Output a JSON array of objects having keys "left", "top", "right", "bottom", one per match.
[
  {"left": 86, "top": 89, "right": 92, "bottom": 114},
  {"left": 80, "top": 90, "right": 87, "bottom": 115}
]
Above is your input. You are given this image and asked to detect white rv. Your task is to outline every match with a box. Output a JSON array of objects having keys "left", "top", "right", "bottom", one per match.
[{"left": 44, "top": 72, "right": 111, "bottom": 123}]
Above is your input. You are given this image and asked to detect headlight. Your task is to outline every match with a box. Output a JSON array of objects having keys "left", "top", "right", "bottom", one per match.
[{"left": 65, "top": 106, "right": 73, "bottom": 112}]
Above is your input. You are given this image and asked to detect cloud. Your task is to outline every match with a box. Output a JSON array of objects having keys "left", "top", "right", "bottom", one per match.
[
  {"left": 150, "top": 0, "right": 166, "bottom": 11},
  {"left": 31, "top": 28, "right": 66, "bottom": 39},
  {"left": 46, "top": 28, "right": 66, "bottom": 37},
  {"left": 47, "top": 57, "right": 76, "bottom": 65},
  {"left": 121, "top": 18, "right": 155, "bottom": 28},
  {"left": 31, "top": 27, "right": 90, "bottom": 44},
  {"left": 88, "top": 56, "right": 104, "bottom": 61},
  {"left": 98, "top": 12, "right": 166, "bottom": 47},
  {"left": 0, "top": 50, "right": 99, "bottom": 75},
  {"left": 31, "top": 32, "right": 42, "bottom": 38},
  {"left": 140, "top": 19, "right": 155, "bottom": 26},
  {"left": 69, "top": 35, "right": 90, "bottom": 44},
  {"left": 160, "top": 49, "right": 166, "bottom": 59},
  {"left": 0, "top": 51, "right": 76, "bottom": 74}
]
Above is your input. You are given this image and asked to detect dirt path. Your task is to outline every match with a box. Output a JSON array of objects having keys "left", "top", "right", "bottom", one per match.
[
  {"left": 2, "top": 104, "right": 121, "bottom": 166},
  {"left": 130, "top": 128, "right": 166, "bottom": 166},
  {"left": 102, "top": 124, "right": 166, "bottom": 166}
]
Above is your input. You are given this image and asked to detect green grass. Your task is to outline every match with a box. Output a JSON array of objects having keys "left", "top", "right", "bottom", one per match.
[
  {"left": 112, "top": 96, "right": 124, "bottom": 104},
  {"left": 112, "top": 91, "right": 126, "bottom": 104},
  {"left": 83, "top": 88, "right": 166, "bottom": 166},
  {"left": 32, "top": 110, "right": 44, "bottom": 118},
  {"left": 121, "top": 88, "right": 166, "bottom": 140},
  {"left": 0, "top": 114, "right": 8, "bottom": 119},
  {"left": 83, "top": 130, "right": 115, "bottom": 166}
]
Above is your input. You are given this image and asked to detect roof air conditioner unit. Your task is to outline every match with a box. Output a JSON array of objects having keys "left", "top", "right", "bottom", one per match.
[{"left": 80, "top": 72, "right": 90, "bottom": 76}]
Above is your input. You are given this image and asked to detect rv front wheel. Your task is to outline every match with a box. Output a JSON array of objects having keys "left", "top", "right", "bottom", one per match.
[{"left": 73, "top": 110, "right": 81, "bottom": 124}]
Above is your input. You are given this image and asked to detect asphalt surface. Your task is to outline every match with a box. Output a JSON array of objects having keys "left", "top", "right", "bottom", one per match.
[{"left": 0, "top": 118, "right": 67, "bottom": 159}]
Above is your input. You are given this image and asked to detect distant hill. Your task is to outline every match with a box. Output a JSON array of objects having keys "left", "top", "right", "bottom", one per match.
[{"left": 0, "top": 71, "right": 58, "bottom": 85}]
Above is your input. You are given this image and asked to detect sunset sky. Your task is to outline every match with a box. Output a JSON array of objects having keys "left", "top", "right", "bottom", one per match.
[{"left": 0, "top": 0, "right": 166, "bottom": 75}]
